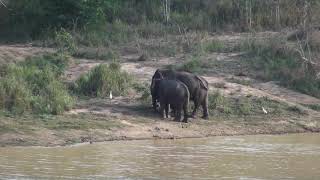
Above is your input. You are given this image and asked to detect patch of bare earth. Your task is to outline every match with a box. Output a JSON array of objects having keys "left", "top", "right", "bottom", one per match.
[{"left": 0, "top": 45, "right": 53, "bottom": 64}]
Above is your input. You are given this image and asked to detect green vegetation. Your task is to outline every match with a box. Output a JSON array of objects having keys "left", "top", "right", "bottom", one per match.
[
  {"left": 73, "top": 48, "right": 120, "bottom": 61},
  {"left": 55, "top": 28, "right": 77, "bottom": 55},
  {"left": 204, "top": 40, "right": 226, "bottom": 53},
  {"left": 75, "top": 62, "right": 132, "bottom": 97},
  {"left": 0, "top": 113, "right": 122, "bottom": 135},
  {"left": 2, "top": 0, "right": 320, "bottom": 43},
  {"left": 133, "top": 83, "right": 152, "bottom": 105},
  {"left": 304, "top": 104, "right": 320, "bottom": 111},
  {"left": 228, "top": 77, "right": 252, "bottom": 86},
  {"left": 180, "top": 57, "right": 202, "bottom": 73},
  {"left": 208, "top": 92, "right": 302, "bottom": 116},
  {"left": 208, "top": 91, "right": 233, "bottom": 114},
  {"left": 241, "top": 37, "right": 320, "bottom": 98},
  {"left": 0, "top": 54, "right": 74, "bottom": 115}
]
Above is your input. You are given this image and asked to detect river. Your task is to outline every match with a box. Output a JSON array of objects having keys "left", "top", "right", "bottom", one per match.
[{"left": 0, "top": 133, "right": 320, "bottom": 179}]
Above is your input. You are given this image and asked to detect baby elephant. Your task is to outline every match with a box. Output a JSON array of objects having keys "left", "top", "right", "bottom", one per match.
[{"left": 157, "top": 79, "right": 190, "bottom": 123}]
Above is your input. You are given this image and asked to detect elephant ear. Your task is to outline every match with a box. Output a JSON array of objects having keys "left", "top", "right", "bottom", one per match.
[
  {"left": 154, "top": 69, "right": 164, "bottom": 79},
  {"left": 196, "top": 75, "right": 209, "bottom": 90},
  {"left": 151, "top": 69, "right": 164, "bottom": 89}
]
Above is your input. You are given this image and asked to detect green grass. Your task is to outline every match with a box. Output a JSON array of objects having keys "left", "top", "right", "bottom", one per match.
[
  {"left": 133, "top": 82, "right": 151, "bottom": 105},
  {"left": 204, "top": 40, "right": 226, "bottom": 53},
  {"left": 170, "top": 56, "right": 204, "bottom": 73},
  {"left": 73, "top": 47, "right": 120, "bottom": 61},
  {"left": 241, "top": 37, "right": 320, "bottom": 98},
  {"left": 75, "top": 62, "right": 132, "bottom": 97},
  {"left": 208, "top": 92, "right": 301, "bottom": 117},
  {"left": 0, "top": 53, "right": 74, "bottom": 115},
  {"left": 304, "top": 104, "right": 320, "bottom": 111},
  {"left": 0, "top": 113, "right": 122, "bottom": 134}
]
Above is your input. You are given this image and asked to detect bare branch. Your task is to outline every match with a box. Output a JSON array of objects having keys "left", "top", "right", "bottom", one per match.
[{"left": 0, "top": 0, "right": 7, "bottom": 8}]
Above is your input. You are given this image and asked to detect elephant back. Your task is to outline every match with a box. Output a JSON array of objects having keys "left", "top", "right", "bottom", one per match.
[{"left": 152, "top": 69, "right": 208, "bottom": 100}]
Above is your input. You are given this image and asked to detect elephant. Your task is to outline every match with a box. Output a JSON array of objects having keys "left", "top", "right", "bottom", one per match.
[
  {"left": 152, "top": 79, "right": 190, "bottom": 123},
  {"left": 150, "top": 69, "right": 209, "bottom": 119}
]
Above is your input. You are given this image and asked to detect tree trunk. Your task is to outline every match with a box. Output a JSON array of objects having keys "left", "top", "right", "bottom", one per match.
[{"left": 275, "top": 0, "right": 281, "bottom": 30}]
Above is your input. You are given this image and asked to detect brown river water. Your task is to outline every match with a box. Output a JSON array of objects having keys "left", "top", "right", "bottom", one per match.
[{"left": 0, "top": 133, "right": 320, "bottom": 179}]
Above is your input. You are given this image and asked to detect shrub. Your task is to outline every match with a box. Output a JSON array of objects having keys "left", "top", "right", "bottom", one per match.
[
  {"left": 20, "top": 53, "right": 70, "bottom": 76},
  {"left": 237, "top": 98, "right": 252, "bottom": 115},
  {"left": 133, "top": 82, "right": 151, "bottom": 104},
  {"left": 178, "top": 56, "right": 202, "bottom": 73},
  {"left": 55, "top": 28, "right": 77, "bottom": 55},
  {"left": 0, "top": 73, "right": 32, "bottom": 114},
  {"left": 75, "top": 62, "right": 132, "bottom": 97},
  {"left": 208, "top": 91, "right": 232, "bottom": 114},
  {"left": 0, "top": 63, "right": 74, "bottom": 115}
]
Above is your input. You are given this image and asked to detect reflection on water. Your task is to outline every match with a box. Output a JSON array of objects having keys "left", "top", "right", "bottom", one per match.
[{"left": 0, "top": 134, "right": 320, "bottom": 179}]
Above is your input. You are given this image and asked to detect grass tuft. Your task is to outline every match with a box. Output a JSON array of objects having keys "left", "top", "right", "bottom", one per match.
[
  {"left": 0, "top": 53, "right": 74, "bottom": 115},
  {"left": 75, "top": 62, "right": 132, "bottom": 97}
]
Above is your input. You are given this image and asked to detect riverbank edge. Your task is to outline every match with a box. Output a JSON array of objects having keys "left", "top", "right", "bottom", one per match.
[{"left": 1, "top": 117, "right": 319, "bottom": 147}]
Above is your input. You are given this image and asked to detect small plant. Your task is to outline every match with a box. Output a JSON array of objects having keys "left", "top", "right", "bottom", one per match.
[
  {"left": 55, "top": 28, "right": 77, "bottom": 55},
  {"left": 75, "top": 62, "right": 132, "bottom": 97},
  {"left": 133, "top": 83, "right": 151, "bottom": 104},
  {"left": 238, "top": 98, "right": 252, "bottom": 115},
  {"left": 287, "top": 105, "right": 307, "bottom": 115},
  {"left": 204, "top": 40, "right": 225, "bottom": 53},
  {"left": 208, "top": 91, "right": 232, "bottom": 114},
  {"left": 178, "top": 56, "right": 203, "bottom": 73},
  {"left": 213, "top": 82, "right": 226, "bottom": 88}
]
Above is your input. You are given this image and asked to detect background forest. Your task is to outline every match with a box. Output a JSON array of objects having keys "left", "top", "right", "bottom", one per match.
[{"left": 0, "top": 0, "right": 319, "bottom": 41}]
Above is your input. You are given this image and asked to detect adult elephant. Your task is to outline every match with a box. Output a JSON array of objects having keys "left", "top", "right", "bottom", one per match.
[{"left": 150, "top": 69, "right": 209, "bottom": 119}]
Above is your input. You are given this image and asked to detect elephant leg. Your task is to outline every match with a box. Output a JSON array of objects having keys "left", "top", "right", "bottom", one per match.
[
  {"left": 160, "top": 101, "right": 166, "bottom": 119},
  {"left": 201, "top": 97, "right": 209, "bottom": 120},
  {"left": 182, "top": 102, "right": 188, "bottom": 123},
  {"left": 191, "top": 100, "right": 200, "bottom": 118},
  {"left": 152, "top": 96, "right": 157, "bottom": 112},
  {"left": 174, "top": 106, "right": 182, "bottom": 122},
  {"left": 170, "top": 106, "right": 175, "bottom": 117},
  {"left": 165, "top": 104, "right": 170, "bottom": 118}
]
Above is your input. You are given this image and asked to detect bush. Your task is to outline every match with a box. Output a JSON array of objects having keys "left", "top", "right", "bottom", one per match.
[
  {"left": 178, "top": 56, "right": 203, "bottom": 73},
  {"left": 55, "top": 28, "right": 77, "bottom": 55},
  {"left": 0, "top": 73, "right": 32, "bottom": 114},
  {"left": 0, "top": 61, "right": 74, "bottom": 115},
  {"left": 208, "top": 91, "right": 232, "bottom": 114},
  {"left": 20, "top": 53, "right": 70, "bottom": 76},
  {"left": 238, "top": 98, "right": 252, "bottom": 115},
  {"left": 75, "top": 62, "right": 132, "bottom": 97},
  {"left": 133, "top": 83, "right": 151, "bottom": 104}
]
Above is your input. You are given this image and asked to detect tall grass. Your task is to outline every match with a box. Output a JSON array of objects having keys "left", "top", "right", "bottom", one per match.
[
  {"left": 241, "top": 37, "right": 320, "bottom": 98},
  {"left": 75, "top": 62, "right": 132, "bottom": 97},
  {"left": 0, "top": 54, "right": 74, "bottom": 115}
]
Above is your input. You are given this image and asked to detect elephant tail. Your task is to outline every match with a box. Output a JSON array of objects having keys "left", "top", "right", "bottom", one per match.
[
  {"left": 196, "top": 75, "right": 209, "bottom": 90},
  {"left": 181, "top": 82, "right": 190, "bottom": 107}
]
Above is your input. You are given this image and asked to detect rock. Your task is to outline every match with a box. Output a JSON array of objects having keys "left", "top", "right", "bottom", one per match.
[{"left": 154, "top": 126, "right": 161, "bottom": 131}]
